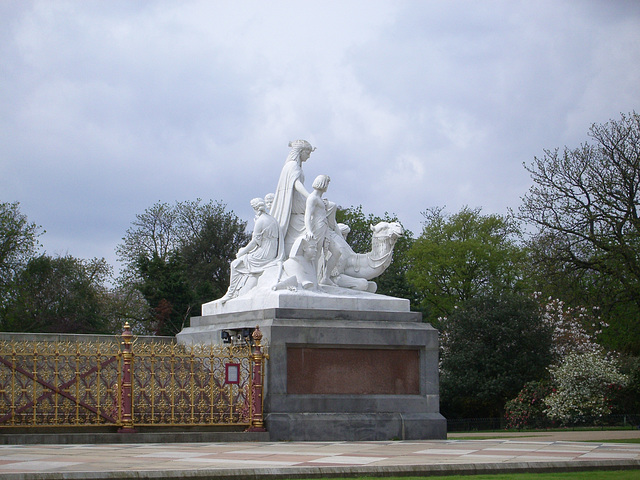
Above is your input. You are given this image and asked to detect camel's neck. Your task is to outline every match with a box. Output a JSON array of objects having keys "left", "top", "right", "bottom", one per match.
[{"left": 368, "top": 235, "right": 396, "bottom": 269}]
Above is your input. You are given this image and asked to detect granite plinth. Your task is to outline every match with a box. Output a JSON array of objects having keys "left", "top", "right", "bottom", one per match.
[
  {"left": 177, "top": 297, "right": 446, "bottom": 441},
  {"left": 266, "top": 412, "right": 446, "bottom": 441},
  {"left": 201, "top": 285, "right": 410, "bottom": 316}
]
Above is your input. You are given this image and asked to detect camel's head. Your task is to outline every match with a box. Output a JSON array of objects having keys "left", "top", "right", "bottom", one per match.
[{"left": 370, "top": 221, "right": 404, "bottom": 240}]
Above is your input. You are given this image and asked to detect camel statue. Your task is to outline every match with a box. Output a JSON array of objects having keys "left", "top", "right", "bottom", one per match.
[
  {"left": 250, "top": 221, "right": 404, "bottom": 295},
  {"left": 330, "top": 221, "right": 404, "bottom": 293}
]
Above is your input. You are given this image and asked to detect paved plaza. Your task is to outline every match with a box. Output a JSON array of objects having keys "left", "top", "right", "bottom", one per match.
[{"left": 1, "top": 431, "right": 639, "bottom": 479}]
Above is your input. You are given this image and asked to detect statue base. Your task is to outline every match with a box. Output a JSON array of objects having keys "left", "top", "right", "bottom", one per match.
[
  {"left": 177, "top": 291, "right": 446, "bottom": 441},
  {"left": 200, "top": 284, "right": 411, "bottom": 316}
]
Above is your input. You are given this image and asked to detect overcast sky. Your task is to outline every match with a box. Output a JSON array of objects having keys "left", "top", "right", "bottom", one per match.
[{"left": 1, "top": 1, "right": 639, "bottom": 277}]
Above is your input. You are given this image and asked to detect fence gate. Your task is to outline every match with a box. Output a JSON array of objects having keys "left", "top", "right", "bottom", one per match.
[{"left": 0, "top": 324, "right": 267, "bottom": 432}]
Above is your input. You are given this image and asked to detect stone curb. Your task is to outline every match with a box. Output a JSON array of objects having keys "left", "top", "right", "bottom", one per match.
[
  {"left": 2, "top": 459, "right": 639, "bottom": 480},
  {"left": 0, "top": 432, "right": 269, "bottom": 445}
]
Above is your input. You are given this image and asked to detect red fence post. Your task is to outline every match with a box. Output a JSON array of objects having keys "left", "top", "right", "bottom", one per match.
[
  {"left": 247, "top": 326, "right": 267, "bottom": 432},
  {"left": 118, "top": 322, "right": 136, "bottom": 433}
]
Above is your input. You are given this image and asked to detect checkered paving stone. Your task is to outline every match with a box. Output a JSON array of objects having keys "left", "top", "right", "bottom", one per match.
[{"left": 0, "top": 440, "right": 638, "bottom": 473}]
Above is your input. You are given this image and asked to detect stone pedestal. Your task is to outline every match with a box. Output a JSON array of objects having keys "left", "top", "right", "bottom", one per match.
[{"left": 177, "top": 290, "right": 446, "bottom": 441}]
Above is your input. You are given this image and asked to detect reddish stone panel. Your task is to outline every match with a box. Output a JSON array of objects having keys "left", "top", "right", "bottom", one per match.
[{"left": 287, "top": 347, "right": 420, "bottom": 395}]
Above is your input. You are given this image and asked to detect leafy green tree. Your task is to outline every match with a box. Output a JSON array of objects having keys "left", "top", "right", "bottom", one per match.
[
  {"left": 519, "top": 112, "right": 640, "bottom": 354},
  {"left": 617, "top": 355, "right": 640, "bottom": 414},
  {"left": 406, "top": 206, "right": 527, "bottom": 326},
  {"left": 0, "top": 203, "right": 147, "bottom": 334},
  {"left": 1, "top": 255, "right": 113, "bottom": 333},
  {"left": 439, "top": 293, "right": 553, "bottom": 419},
  {"left": 0, "top": 201, "right": 42, "bottom": 302},
  {"left": 135, "top": 253, "right": 193, "bottom": 335},
  {"left": 336, "top": 205, "right": 417, "bottom": 304}
]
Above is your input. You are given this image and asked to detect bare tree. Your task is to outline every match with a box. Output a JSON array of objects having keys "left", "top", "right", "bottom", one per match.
[
  {"left": 520, "top": 112, "right": 640, "bottom": 294},
  {"left": 519, "top": 112, "right": 640, "bottom": 353}
]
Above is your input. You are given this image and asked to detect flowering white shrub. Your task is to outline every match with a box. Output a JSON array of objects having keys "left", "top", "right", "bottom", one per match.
[
  {"left": 535, "top": 294, "right": 606, "bottom": 360},
  {"left": 544, "top": 351, "right": 628, "bottom": 424}
]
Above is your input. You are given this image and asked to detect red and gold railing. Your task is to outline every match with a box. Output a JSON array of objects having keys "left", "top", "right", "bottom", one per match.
[{"left": 0, "top": 324, "right": 268, "bottom": 431}]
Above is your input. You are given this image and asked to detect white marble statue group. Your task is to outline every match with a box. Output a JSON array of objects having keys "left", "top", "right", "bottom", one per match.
[{"left": 218, "top": 140, "right": 403, "bottom": 304}]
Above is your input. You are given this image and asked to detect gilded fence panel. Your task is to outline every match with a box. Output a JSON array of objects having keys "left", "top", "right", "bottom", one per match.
[
  {"left": 0, "top": 339, "right": 120, "bottom": 427},
  {"left": 131, "top": 341, "right": 252, "bottom": 427},
  {"left": 0, "top": 332, "right": 262, "bottom": 430}
]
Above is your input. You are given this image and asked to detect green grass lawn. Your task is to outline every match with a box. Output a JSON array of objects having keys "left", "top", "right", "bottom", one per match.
[
  {"left": 450, "top": 436, "right": 640, "bottom": 443},
  {"left": 300, "top": 471, "right": 640, "bottom": 480},
  {"left": 448, "top": 426, "right": 640, "bottom": 443},
  {"left": 450, "top": 435, "right": 548, "bottom": 440}
]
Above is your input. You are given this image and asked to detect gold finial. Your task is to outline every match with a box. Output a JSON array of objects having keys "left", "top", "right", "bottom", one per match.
[{"left": 252, "top": 326, "right": 263, "bottom": 344}]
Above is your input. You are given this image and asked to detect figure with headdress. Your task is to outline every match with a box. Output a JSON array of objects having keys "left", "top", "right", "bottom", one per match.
[{"left": 269, "top": 140, "right": 315, "bottom": 258}]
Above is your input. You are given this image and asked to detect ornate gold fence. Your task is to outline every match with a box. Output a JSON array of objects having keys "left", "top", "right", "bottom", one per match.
[
  {"left": 0, "top": 338, "right": 120, "bottom": 427},
  {"left": 0, "top": 324, "right": 267, "bottom": 432}
]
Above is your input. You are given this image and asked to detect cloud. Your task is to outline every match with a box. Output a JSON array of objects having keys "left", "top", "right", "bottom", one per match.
[{"left": 1, "top": 0, "right": 638, "bottom": 274}]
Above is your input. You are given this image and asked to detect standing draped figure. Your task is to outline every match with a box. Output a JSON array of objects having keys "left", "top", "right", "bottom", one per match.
[{"left": 269, "top": 140, "right": 315, "bottom": 258}]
